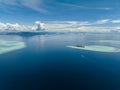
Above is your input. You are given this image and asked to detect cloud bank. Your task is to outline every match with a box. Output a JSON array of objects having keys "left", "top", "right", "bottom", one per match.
[
  {"left": 46, "top": 20, "right": 120, "bottom": 33},
  {"left": 0, "top": 19, "right": 120, "bottom": 33},
  {"left": 0, "top": 21, "right": 45, "bottom": 32},
  {"left": 0, "top": 22, "right": 32, "bottom": 32}
]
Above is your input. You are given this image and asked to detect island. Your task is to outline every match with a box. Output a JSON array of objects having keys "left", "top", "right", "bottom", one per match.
[{"left": 67, "top": 45, "right": 120, "bottom": 53}]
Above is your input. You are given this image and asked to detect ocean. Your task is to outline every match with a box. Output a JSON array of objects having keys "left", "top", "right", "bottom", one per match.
[{"left": 0, "top": 33, "right": 120, "bottom": 90}]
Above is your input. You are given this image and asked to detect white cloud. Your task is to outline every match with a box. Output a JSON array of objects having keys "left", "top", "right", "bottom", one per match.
[
  {"left": 0, "top": 21, "right": 45, "bottom": 32},
  {"left": 35, "top": 21, "right": 46, "bottom": 30},
  {"left": 0, "top": 0, "right": 113, "bottom": 13},
  {"left": 67, "top": 21, "right": 92, "bottom": 26},
  {"left": 95, "top": 19, "right": 110, "bottom": 24},
  {"left": 0, "top": 22, "right": 31, "bottom": 31},
  {"left": 59, "top": 3, "right": 113, "bottom": 10},
  {"left": 1, "top": 20, "right": 120, "bottom": 33},
  {"left": 0, "top": 0, "right": 47, "bottom": 13},
  {"left": 46, "top": 20, "right": 120, "bottom": 33},
  {"left": 111, "top": 20, "right": 120, "bottom": 23},
  {"left": 20, "top": 0, "right": 47, "bottom": 13}
]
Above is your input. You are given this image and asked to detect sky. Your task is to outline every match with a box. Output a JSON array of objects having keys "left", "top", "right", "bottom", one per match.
[
  {"left": 0, "top": 0, "right": 120, "bottom": 24},
  {"left": 0, "top": 0, "right": 120, "bottom": 32}
]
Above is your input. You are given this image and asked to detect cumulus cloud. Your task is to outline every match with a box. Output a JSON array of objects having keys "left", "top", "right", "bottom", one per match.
[
  {"left": 0, "top": 22, "right": 32, "bottom": 32},
  {"left": 0, "top": 21, "right": 45, "bottom": 32},
  {"left": 35, "top": 21, "right": 46, "bottom": 30}
]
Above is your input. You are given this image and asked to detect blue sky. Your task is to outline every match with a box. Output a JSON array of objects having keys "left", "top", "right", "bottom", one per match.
[{"left": 0, "top": 0, "right": 120, "bottom": 25}]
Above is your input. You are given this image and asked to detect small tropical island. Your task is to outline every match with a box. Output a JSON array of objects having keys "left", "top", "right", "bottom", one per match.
[{"left": 67, "top": 45, "right": 120, "bottom": 53}]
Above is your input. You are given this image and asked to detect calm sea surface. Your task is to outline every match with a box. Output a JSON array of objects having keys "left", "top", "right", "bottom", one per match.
[{"left": 0, "top": 33, "right": 120, "bottom": 90}]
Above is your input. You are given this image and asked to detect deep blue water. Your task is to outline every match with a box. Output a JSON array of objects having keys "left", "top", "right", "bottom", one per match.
[{"left": 0, "top": 33, "right": 120, "bottom": 90}]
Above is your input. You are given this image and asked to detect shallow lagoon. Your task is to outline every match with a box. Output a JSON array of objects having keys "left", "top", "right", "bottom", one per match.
[
  {"left": 0, "top": 40, "right": 25, "bottom": 54},
  {"left": 0, "top": 33, "right": 120, "bottom": 90}
]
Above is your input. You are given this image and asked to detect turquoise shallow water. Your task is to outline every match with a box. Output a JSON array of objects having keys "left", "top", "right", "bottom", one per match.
[
  {"left": 0, "top": 33, "right": 120, "bottom": 90},
  {"left": 0, "top": 40, "right": 25, "bottom": 54}
]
